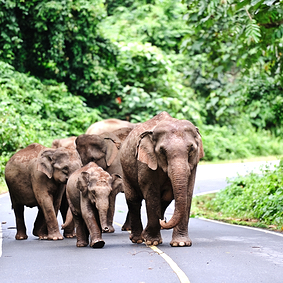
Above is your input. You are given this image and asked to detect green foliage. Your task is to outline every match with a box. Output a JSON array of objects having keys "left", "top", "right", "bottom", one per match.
[
  {"left": 209, "top": 160, "right": 283, "bottom": 226},
  {"left": 114, "top": 42, "right": 201, "bottom": 122},
  {"left": 101, "top": 0, "right": 190, "bottom": 52},
  {"left": 182, "top": 0, "right": 283, "bottom": 131},
  {"left": 0, "top": 0, "right": 120, "bottom": 104},
  {"left": 0, "top": 61, "right": 101, "bottom": 176},
  {"left": 199, "top": 122, "right": 283, "bottom": 161}
]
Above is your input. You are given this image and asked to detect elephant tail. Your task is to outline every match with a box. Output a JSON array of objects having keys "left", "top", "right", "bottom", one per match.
[{"left": 61, "top": 207, "right": 73, "bottom": 229}]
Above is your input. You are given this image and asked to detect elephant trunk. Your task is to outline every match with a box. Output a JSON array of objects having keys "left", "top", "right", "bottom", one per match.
[
  {"left": 160, "top": 160, "right": 189, "bottom": 229},
  {"left": 97, "top": 202, "right": 110, "bottom": 232}
]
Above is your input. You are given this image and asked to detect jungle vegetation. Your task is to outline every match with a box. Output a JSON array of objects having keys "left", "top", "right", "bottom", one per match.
[{"left": 0, "top": 0, "right": 283, "bottom": 225}]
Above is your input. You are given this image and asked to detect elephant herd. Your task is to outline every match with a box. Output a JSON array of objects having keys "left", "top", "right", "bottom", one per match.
[{"left": 5, "top": 112, "right": 204, "bottom": 248}]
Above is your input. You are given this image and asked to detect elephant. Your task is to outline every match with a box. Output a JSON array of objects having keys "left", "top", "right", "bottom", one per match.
[
  {"left": 85, "top": 118, "right": 136, "bottom": 135},
  {"left": 119, "top": 111, "right": 204, "bottom": 247},
  {"left": 65, "top": 162, "right": 122, "bottom": 248},
  {"left": 51, "top": 136, "right": 78, "bottom": 236},
  {"left": 52, "top": 136, "right": 76, "bottom": 148},
  {"left": 75, "top": 131, "right": 130, "bottom": 232},
  {"left": 5, "top": 143, "right": 82, "bottom": 240}
]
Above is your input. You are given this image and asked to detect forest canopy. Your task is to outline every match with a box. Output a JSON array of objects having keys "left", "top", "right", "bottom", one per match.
[{"left": 0, "top": 0, "right": 283, "bottom": 177}]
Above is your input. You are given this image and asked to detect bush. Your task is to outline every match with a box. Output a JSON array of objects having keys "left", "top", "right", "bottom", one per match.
[
  {"left": 0, "top": 61, "right": 101, "bottom": 176},
  {"left": 200, "top": 122, "right": 283, "bottom": 161},
  {"left": 210, "top": 160, "right": 283, "bottom": 226}
]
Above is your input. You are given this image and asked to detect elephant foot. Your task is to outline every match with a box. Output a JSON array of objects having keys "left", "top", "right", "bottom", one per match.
[
  {"left": 47, "top": 232, "right": 64, "bottom": 241},
  {"left": 15, "top": 233, "right": 28, "bottom": 240},
  {"left": 38, "top": 235, "right": 48, "bottom": 240},
  {"left": 76, "top": 240, "right": 88, "bottom": 247},
  {"left": 64, "top": 230, "right": 76, "bottom": 238},
  {"left": 90, "top": 239, "right": 105, "bottom": 248},
  {"left": 170, "top": 236, "right": 192, "bottom": 247},
  {"left": 121, "top": 223, "right": 131, "bottom": 231},
  {"left": 142, "top": 230, "right": 162, "bottom": 246},
  {"left": 129, "top": 233, "right": 143, "bottom": 244}
]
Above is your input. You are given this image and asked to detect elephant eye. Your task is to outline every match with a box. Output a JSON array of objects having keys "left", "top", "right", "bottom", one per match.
[
  {"left": 62, "top": 167, "right": 69, "bottom": 175},
  {"left": 159, "top": 146, "right": 166, "bottom": 154}
]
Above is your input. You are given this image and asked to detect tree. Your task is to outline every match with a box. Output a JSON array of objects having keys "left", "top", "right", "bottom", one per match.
[
  {"left": 0, "top": 0, "right": 120, "bottom": 106},
  {"left": 182, "top": 0, "right": 283, "bottom": 131}
]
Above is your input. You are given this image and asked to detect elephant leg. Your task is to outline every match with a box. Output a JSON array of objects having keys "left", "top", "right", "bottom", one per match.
[
  {"left": 73, "top": 214, "right": 89, "bottom": 247},
  {"left": 33, "top": 208, "right": 48, "bottom": 239},
  {"left": 142, "top": 195, "right": 163, "bottom": 246},
  {"left": 60, "top": 191, "right": 75, "bottom": 238},
  {"left": 105, "top": 191, "right": 116, "bottom": 233},
  {"left": 121, "top": 211, "right": 131, "bottom": 231},
  {"left": 170, "top": 210, "right": 191, "bottom": 247},
  {"left": 13, "top": 204, "right": 28, "bottom": 240},
  {"left": 81, "top": 202, "right": 105, "bottom": 248},
  {"left": 38, "top": 195, "right": 63, "bottom": 240},
  {"left": 123, "top": 180, "right": 143, "bottom": 243},
  {"left": 127, "top": 198, "right": 143, "bottom": 243}
]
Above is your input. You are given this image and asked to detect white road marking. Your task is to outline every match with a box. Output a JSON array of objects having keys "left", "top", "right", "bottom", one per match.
[
  {"left": 198, "top": 217, "right": 283, "bottom": 238},
  {"left": 114, "top": 221, "right": 190, "bottom": 283}
]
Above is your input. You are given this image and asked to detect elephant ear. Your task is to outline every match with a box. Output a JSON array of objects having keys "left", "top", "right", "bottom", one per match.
[
  {"left": 78, "top": 171, "right": 90, "bottom": 196},
  {"left": 196, "top": 127, "right": 205, "bottom": 162},
  {"left": 136, "top": 131, "right": 158, "bottom": 171},
  {"left": 104, "top": 137, "right": 121, "bottom": 167},
  {"left": 37, "top": 149, "right": 56, "bottom": 179}
]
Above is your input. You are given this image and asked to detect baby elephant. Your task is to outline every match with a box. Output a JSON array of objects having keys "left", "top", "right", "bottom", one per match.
[{"left": 66, "top": 162, "right": 120, "bottom": 248}]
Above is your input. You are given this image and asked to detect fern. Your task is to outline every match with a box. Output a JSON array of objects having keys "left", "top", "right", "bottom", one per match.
[{"left": 245, "top": 19, "right": 261, "bottom": 44}]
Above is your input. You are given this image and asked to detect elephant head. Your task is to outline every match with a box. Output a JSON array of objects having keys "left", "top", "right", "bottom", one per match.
[
  {"left": 75, "top": 133, "right": 121, "bottom": 169},
  {"left": 37, "top": 147, "right": 82, "bottom": 184},
  {"left": 136, "top": 119, "right": 204, "bottom": 229},
  {"left": 77, "top": 163, "right": 116, "bottom": 232}
]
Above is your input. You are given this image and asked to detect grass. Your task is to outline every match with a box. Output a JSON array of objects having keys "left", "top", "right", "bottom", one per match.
[
  {"left": 0, "top": 180, "right": 7, "bottom": 195},
  {"left": 191, "top": 193, "right": 283, "bottom": 231},
  {"left": 191, "top": 159, "right": 283, "bottom": 232}
]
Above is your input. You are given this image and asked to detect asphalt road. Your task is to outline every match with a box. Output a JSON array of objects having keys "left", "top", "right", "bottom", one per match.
[{"left": 1, "top": 160, "right": 282, "bottom": 283}]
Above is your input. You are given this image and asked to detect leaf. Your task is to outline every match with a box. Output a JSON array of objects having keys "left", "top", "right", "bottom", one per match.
[
  {"left": 251, "top": 0, "right": 264, "bottom": 6},
  {"left": 235, "top": 0, "right": 250, "bottom": 11},
  {"left": 263, "top": 0, "right": 278, "bottom": 6}
]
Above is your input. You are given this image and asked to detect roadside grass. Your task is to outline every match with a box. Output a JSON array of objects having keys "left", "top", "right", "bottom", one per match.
[
  {"left": 191, "top": 159, "right": 283, "bottom": 232},
  {"left": 0, "top": 177, "right": 7, "bottom": 195}
]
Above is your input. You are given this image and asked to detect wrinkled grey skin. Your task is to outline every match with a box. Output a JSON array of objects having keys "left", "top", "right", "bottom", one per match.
[
  {"left": 75, "top": 131, "right": 130, "bottom": 232},
  {"left": 52, "top": 136, "right": 76, "bottom": 149},
  {"left": 51, "top": 136, "right": 78, "bottom": 238},
  {"left": 5, "top": 143, "right": 82, "bottom": 240},
  {"left": 86, "top": 118, "right": 136, "bottom": 135},
  {"left": 120, "top": 112, "right": 204, "bottom": 247},
  {"left": 66, "top": 162, "right": 121, "bottom": 248}
]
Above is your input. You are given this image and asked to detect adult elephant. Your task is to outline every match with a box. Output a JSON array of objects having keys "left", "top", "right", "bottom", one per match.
[
  {"left": 5, "top": 143, "right": 82, "bottom": 240},
  {"left": 75, "top": 130, "right": 129, "bottom": 232},
  {"left": 52, "top": 136, "right": 76, "bottom": 148},
  {"left": 120, "top": 112, "right": 204, "bottom": 247},
  {"left": 86, "top": 119, "right": 136, "bottom": 135}
]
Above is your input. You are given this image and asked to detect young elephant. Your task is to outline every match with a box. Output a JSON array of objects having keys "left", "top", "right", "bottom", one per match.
[
  {"left": 5, "top": 143, "right": 82, "bottom": 240},
  {"left": 120, "top": 111, "right": 204, "bottom": 247},
  {"left": 66, "top": 162, "right": 120, "bottom": 248}
]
